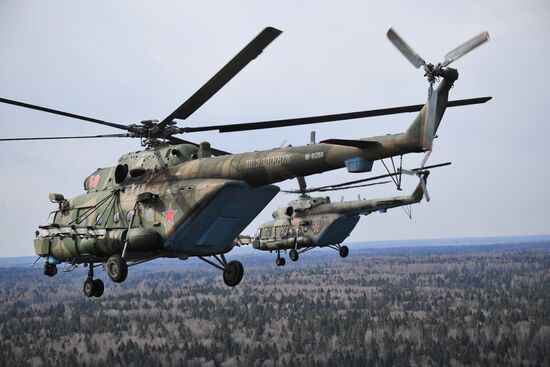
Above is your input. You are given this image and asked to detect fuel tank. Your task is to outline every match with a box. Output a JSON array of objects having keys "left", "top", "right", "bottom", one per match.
[{"left": 34, "top": 228, "right": 164, "bottom": 260}]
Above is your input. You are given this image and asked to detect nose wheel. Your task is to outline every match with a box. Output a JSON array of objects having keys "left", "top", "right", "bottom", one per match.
[
  {"left": 43, "top": 263, "right": 58, "bottom": 277},
  {"left": 83, "top": 264, "right": 104, "bottom": 298},
  {"left": 275, "top": 250, "right": 286, "bottom": 266}
]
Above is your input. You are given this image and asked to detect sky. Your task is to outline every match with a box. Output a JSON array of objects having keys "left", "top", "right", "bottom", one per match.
[{"left": 0, "top": 0, "right": 549, "bottom": 257}]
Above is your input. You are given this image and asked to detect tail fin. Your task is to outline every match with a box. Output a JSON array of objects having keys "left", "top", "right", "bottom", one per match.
[{"left": 404, "top": 68, "right": 459, "bottom": 150}]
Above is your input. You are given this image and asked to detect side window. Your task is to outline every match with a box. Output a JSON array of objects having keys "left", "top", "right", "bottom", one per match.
[
  {"left": 261, "top": 227, "right": 273, "bottom": 239},
  {"left": 275, "top": 225, "right": 289, "bottom": 239}
]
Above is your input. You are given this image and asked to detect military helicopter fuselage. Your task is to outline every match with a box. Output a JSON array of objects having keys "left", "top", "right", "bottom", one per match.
[
  {"left": 0, "top": 26, "right": 490, "bottom": 297},
  {"left": 251, "top": 179, "right": 425, "bottom": 265},
  {"left": 34, "top": 69, "right": 458, "bottom": 295},
  {"left": 35, "top": 105, "right": 438, "bottom": 265}
]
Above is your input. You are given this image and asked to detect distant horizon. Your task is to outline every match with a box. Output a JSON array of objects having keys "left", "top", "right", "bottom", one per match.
[{"left": 5, "top": 233, "right": 549, "bottom": 260}]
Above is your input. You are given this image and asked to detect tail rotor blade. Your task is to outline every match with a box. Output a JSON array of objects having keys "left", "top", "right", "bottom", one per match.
[
  {"left": 420, "top": 149, "right": 432, "bottom": 169},
  {"left": 387, "top": 28, "right": 426, "bottom": 69},
  {"left": 420, "top": 177, "right": 430, "bottom": 202},
  {"left": 442, "top": 31, "right": 489, "bottom": 67}
]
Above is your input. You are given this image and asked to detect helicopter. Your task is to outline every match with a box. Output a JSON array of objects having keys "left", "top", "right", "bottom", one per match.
[
  {"left": 250, "top": 160, "right": 450, "bottom": 266},
  {"left": 0, "top": 27, "right": 490, "bottom": 297}
]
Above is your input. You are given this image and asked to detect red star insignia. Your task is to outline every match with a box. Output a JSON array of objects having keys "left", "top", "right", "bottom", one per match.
[
  {"left": 313, "top": 223, "right": 320, "bottom": 234},
  {"left": 163, "top": 204, "right": 178, "bottom": 226},
  {"left": 88, "top": 175, "right": 100, "bottom": 190}
]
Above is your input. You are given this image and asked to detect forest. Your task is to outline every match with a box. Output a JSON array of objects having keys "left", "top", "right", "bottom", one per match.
[{"left": 0, "top": 242, "right": 549, "bottom": 366}]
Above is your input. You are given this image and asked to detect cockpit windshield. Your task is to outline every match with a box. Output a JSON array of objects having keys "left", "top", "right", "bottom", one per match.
[{"left": 47, "top": 211, "right": 58, "bottom": 224}]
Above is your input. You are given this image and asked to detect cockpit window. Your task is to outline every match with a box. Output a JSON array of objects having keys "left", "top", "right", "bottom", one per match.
[{"left": 47, "top": 211, "right": 58, "bottom": 224}]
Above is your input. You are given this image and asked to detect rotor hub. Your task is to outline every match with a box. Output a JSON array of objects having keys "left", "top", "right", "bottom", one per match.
[{"left": 423, "top": 63, "right": 443, "bottom": 85}]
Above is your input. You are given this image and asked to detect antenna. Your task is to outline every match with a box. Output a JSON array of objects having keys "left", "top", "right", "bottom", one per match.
[{"left": 310, "top": 131, "right": 316, "bottom": 145}]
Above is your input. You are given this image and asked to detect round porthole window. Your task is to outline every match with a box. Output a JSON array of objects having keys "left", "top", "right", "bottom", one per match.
[{"left": 145, "top": 208, "right": 155, "bottom": 222}]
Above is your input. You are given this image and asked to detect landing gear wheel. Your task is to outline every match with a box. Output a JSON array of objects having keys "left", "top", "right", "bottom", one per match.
[
  {"left": 106, "top": 255, "right": 128, "bottom": 283},
  {"left": 289, "top": 249, "right": 299, "bottom": 262},
  {"left": 339, "top": 245, "right": 349, "bottom": 258},
  {"left": 83, "top": 279, "right": 95, "bottom": 297},
  {"left": 43, "top": 263, "right": 58, "bottom": 277},
  {"left": 223, "top": 260, "right": 244, "bottom": 287},
  {"left": 92, "top": 279, "right": 104, "bottom": 297},
  {"left": 276, "top": 257, "right": 286, "bottom": 267}
]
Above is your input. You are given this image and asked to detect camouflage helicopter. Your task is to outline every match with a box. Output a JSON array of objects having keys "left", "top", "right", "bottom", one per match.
[
  {"left": 251, "top": 160, "right": 450, "bottom": 265},
  {"left": 0, "top": 27, "right": 490, "bottom": 297}
]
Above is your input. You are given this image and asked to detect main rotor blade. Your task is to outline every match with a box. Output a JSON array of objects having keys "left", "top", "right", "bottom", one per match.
[
  {"left": 442, "top": 31, "right": 489, "bottom": 67},
  {"left": 182, "top": 97, "right": 492, "bottom": 133},
  {"left": 298, "top": 162, "right": 451, "bottom": 193},
  {"left": 386, "top": 28, "right": 426, "bottom": 69},
  {"left": 411, "top": 162, "right": 451, "bottom": 171},
  {"left": 0, "top": 97, "right": 129, "bottom": 131},
  {"left": 283, "top": 180, "right": 390, "bottom": 194},
  {"left": 0, "top": 133, "right": 129, "bottom": 141},
  {"left": 310, "top": 180, "right": 391, "bottom": 193},
  {"left": 158, "top": 27, "right": 282, "bottom": 128},
  {"left": 446, "top": 96, "right": 491, "bottom": 107}
]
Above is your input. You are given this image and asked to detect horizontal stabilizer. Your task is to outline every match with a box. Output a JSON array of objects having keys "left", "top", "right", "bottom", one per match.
[{"left": 320, "top": 139, "right": 381, "bottom": 148}]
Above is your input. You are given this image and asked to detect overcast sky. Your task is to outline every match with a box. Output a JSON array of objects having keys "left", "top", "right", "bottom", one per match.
[{"left": 0, "top": 1, "right": 548, "bottom": 257}]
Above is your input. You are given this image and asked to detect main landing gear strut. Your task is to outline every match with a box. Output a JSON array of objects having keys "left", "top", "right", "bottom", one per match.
[
  {"left": 106, "top": 255, "right": 128, "bottom": 283},
  {"left": 274, "top": 243, "right": 349, "bottom": 266},
  {"left": 328, "top": 244, "right": 349, "bottom": 258},
  {"left": 83, "top": 264, "right": 104, "bottom": 298},
  {"left": 198, "top": 254, "right": 244, "bottom": 287}
]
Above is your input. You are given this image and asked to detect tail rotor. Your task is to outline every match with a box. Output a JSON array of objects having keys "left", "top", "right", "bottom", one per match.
[
  {"left": 400, "top": 152, "right": 437, "bottom": 202},
  {"left": 387, "top": 27, "right": 489, "bottom": 151}
]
